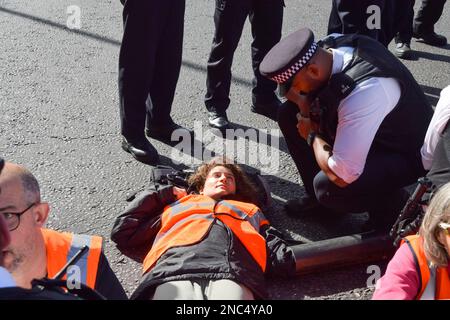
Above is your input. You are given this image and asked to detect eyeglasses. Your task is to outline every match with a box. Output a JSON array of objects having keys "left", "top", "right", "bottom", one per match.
[
  {"left": 1, "top": 203, "right": 38, "bottom": 231},
  {"left": 438, "top": 222, "right": 450, "bottom": 235}
]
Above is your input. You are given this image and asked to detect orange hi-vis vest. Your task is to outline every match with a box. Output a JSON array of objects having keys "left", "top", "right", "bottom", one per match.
[
  {"left": 41, "top": 228, "right": 103, "bottom": 289},
  {"left": 404, "top": 235, "right": 450, "bottom": 300},
  {"left": 142, "top": 195, "right": 270, "bottom": 274}
]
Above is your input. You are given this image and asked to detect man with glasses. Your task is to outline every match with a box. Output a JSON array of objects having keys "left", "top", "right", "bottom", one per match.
[
  {"left": 0, "top": 161, "right": 127, "bottom": 299},
  {"left": 0, "top": 157, "right": 17, "bottom": 289}
]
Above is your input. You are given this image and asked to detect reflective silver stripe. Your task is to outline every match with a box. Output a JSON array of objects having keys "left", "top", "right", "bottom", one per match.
[
  {"left": 166, "top": 201, "right": 215, "bottom": 219},
  {"left": 153, "top": 213, "right": 215, "bottom": 246},
  {"left": 68, "top": 234, "right": 91, "bottom": 285},
  {"left": 420, "top": 265, "right": 437, "bottom": 300},
  {"left": 218, "top": 201, "right": 266, "bottom": 232}
]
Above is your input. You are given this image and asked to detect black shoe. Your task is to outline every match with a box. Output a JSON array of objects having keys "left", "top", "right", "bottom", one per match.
[
  {"left": 208, "top": 111, "right": 232, "bottom": 131},
  {"left": 251, "top": 98, "right": 282, "bottom": 122},
  {"left": 413, "top": 31, "right": 447, "bottom": 47},
  {"left": 121, "top": 137, "right": 160, "bottom": 165},
  {"left": 395, "top": 42, "right": 413, "bottom": 60},
  {"left": 146, "top": 120, "right": 193, "bottom": 145},
  {"left": 284, "top": 195, "right": 323, "bottom": 218}
]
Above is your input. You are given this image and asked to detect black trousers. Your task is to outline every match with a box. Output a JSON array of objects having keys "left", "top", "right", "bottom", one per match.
[
  {"left": 118, "top": 0, "right": 185, "bottom": 141},
  {"left": 394, "top": 0, "right": 415, "bottom": 43},
  {"left": 414, "top": 0, "right": 447, "bottom": 35},
  {"left": 396, "top": 0, "right": 447, "bottom": 43},
  {"left": 278, "top": 101, "right": 426, "bottom": 216},
  {"left": 327, "top": 0, "right": 397, "bottom": 47},
  {"left": 205, "top": 0, "right": 284, "bottom": 112}
]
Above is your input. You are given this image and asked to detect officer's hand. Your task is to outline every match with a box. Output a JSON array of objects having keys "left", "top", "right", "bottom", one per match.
[
  {"left": 286, "top": 91, "right": 311, "bottom": 117},
  {"left": 173, "top": 186, "right": 188, "bottom": 199},
  {"left": 296, "top": 114, "right": 313, "bottom": 140}
]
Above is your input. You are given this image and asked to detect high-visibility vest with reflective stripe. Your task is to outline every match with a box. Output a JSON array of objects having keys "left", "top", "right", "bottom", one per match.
[
  {"left": 143, "top": 195, "right": 269, "bottom": 274},
  {"left": 41, "top": 228, "right": 102, "bottom": 290},
  {"left": 404, "top": 235, "right": 450, "bottom": 300}
]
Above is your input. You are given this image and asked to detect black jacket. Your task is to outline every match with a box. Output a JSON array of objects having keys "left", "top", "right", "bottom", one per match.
[{"left": 111, "top": 186, "right": 295, "bottom": 299}]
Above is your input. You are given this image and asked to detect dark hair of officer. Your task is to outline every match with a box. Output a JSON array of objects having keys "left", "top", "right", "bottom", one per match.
[{"left": 188, "top": 157, "right": 259, "bottom": 205}]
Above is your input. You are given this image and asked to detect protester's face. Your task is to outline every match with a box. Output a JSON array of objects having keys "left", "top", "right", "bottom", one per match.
[
  {"left": 201, "top": 166, "right": 236, "bottom": 200},
  {"left": 0, "top": 173, "right": 44, "bottom": 273}
]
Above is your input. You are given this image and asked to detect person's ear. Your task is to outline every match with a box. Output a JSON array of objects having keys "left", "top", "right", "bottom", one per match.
[
  {"left": 306, "top": 63, "right": 321, "bottom": 80},
  {"left": 33, "top": 202, "right": 49, "bottom": 227}
]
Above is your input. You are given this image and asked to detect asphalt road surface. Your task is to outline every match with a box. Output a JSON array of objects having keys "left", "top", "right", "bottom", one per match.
[{"left": 1, "top": 0, "right": 449, "bottom": 299}]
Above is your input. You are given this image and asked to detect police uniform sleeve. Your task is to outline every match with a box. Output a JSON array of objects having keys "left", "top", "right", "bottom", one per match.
[{"left": 94, "top": 251, "right": 128, "bottom": 300}]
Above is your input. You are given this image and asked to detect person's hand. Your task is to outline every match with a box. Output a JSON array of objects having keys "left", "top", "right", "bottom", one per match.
[
  {"left": 286, "top": 91, "right": 312, "bottom": 117},
  {"left": 296, "top": 114, "right": 314, "bottom": 140},
  {"left": 173, "top": 186, "right": 188, "bottom": 199}
]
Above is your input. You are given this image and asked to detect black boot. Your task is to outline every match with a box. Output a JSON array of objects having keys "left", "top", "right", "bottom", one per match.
[{"left": 121, "top": 137, "right": 160, "bottom": 166}]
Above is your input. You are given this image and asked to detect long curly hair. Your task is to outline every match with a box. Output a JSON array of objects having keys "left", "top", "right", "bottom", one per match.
[
  {"left": 420, "top": 182, "right": 450, "bottom": 267},
  {"left": 188, "top": 157, "right": 259, "bottom": 204}
]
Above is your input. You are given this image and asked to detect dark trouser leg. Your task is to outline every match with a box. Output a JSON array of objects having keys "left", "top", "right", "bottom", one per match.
[
  {"left": 248, "top": 0, "right": 283, "bottom": 103},
  {"left": 394, "top": 0, "right": 415, "bottom": 43},
  {"left": 119, "top": 0, "right": 175, "bottom": 140},
  {"left": 326, "top": 0, "right": 393, "bottom": 47},
  {"left": 414, "top": 0, "right": 447, "bottom": 34},
  {"left": 427, "top": 121, "right": 450, "bottom": 189},
  {"left": 313, "top": 147, "right": 426, "bottom": 226},
  {"left": 146, "top": 0, "right": 185, "bottom": 127},
  {"left": 277, "top": 101, "right": 321, "bottom": 196},
  {"left": 205, "top": 0, "right": 250, "bottom": 113}
]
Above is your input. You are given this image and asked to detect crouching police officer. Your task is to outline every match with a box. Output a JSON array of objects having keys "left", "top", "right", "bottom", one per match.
[
  {"left": 0, "top": 160, "right": 127, "bottom": 299},
  {"left": 260, "top": 28, "right": 433, "bottom": 232}
]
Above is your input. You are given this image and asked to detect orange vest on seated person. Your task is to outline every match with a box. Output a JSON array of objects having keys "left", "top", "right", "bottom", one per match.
[
  {"left": 41, "top": 228, "right": 103, "bottom": 289},
  {"left": 404, "top": 234, "right": 450, "bottom": 300},
  {"left": 142, "top": 195, "right": 270, "bottom": 274}
]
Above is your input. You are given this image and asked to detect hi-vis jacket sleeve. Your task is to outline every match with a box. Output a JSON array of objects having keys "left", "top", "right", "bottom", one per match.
[{"left": 111, "top": 186, "right": 176, "bottom": 263}]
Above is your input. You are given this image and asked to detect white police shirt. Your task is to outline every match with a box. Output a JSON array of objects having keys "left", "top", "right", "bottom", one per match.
[
  {"left": 421, "top": 85, "right": 450, "bottom": 170},
  {"left": 0, "top": 266, "right": 16, "bottom": 288},
  {"left": 327, "top": 46, "right": 401, "bottom": 184}
]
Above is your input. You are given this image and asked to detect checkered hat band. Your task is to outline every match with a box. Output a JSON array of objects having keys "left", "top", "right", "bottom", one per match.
[{"left": 271, "top": 42, "right": 318, "bottom": 84}]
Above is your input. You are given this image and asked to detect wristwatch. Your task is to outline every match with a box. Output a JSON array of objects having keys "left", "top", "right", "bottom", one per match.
[{"left": 307, "top": 131, "right": 317, "bottom": 147}]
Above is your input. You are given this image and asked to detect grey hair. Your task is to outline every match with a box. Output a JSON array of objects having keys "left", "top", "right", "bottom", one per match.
[
  {"left": 19, "top": 170, "right": 41, "bottom": 205},
  {"left": 419, "top": 182, "right": 450, "bottom": 267}
]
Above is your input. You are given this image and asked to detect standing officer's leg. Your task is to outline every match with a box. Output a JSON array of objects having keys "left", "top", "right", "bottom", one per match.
[
  {"left": 413, "top": 0, "right": 447, "bottom": 46},
  {"left": 118, "top": 0, "right": 164, "bottom": 164},
  {"left": 205, "top": 0, "right": 250, "bottom": 130},
  {"left": 248, "top": 0, "right": 284, "bottom": 121},
  {"left": 393, "top": 0, "right": 415, "bottom": 60},
  {"left": 145, "top": 0, "right": 189, "bottom": 143}
]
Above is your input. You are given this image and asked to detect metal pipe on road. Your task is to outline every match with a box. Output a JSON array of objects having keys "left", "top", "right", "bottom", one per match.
[{"left": 292, "top": 231, "right": 396, "bottom": 275}]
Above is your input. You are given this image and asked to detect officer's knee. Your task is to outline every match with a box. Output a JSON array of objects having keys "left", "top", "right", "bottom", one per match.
[{"left": 313, "top": 172, "right": 336, "bottom": 208}]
